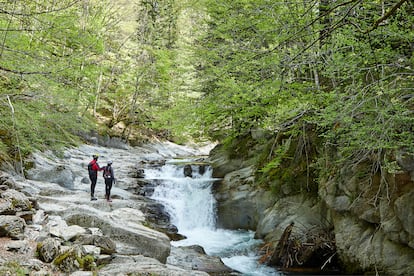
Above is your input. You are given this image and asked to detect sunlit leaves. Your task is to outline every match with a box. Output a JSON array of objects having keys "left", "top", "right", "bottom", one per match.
[
  {"left": 190, "top": 0, "right": 414, "bottom": 180},
  {"left": 0, "top": 0, "right": 117, "bottom": 158}
]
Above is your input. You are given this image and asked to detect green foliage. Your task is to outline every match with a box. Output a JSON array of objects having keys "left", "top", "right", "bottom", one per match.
[
  {"left": 0, "top": 261, "right": 28, "bottom": 276},
  {"left": 192, "top": 0, "right": 320, "bottom": 140},
  {"left": 79, "top": 254, "right": 96, "bottom": 271},
  {"left": 259, "top": 137, "right": 292, "bottom": 174},
  {"left": 0, "top": 0, "right": 120, "bottom": 162},
  {"left": 0, "top": 0, "right": 413, "bottom": 187},
  {"left": 189, "top": 0, "right": 414, "bottom": 193}
]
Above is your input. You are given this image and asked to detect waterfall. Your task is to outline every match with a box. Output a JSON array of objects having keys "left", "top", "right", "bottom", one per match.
[{"left": 146, "top": 159, "right": 280, "bottom": 276}]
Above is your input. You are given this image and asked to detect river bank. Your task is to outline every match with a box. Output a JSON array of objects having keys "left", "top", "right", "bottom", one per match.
[
  {"left": 0, "top": 141, "right": 236, "bottom": 275},
  {"left": 207, "top": 132, "right": 414, "bottom": 275}
]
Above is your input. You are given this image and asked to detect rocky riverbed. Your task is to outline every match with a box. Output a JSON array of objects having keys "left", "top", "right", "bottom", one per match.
[{"left": 0, "top": 141, "right": 234, "bottom": 275}]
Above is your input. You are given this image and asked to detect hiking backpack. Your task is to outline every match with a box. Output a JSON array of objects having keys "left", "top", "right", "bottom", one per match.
[
  {"left": 88, "top": 161, "right": 98, "bottom": 178},
  {"left": 103, "top": 166, "right": 112, "bottom": 178}
]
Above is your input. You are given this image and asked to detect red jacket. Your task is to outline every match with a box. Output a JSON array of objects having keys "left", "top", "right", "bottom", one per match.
[
  {"left": 88, "top": 159, "right": 103, "bottom": 177},
  {"left": 89, "top": 159, "right": 102, "bottom": 172}
]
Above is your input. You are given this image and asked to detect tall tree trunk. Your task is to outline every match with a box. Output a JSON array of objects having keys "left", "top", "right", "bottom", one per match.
[{"left": 93, "top": 71, "right": 103, "bottom": 117}]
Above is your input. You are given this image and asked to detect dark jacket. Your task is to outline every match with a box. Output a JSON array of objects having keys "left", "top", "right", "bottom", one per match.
[{"left": 103, "top": 165, "right": 114, "bottom": 179}]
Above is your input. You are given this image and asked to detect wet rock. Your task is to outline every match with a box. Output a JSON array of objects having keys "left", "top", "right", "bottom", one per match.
[
  {"left": 213, "top": 166, "right": 273, "bottom": 230},
  {"left": 199, "top": 164, "right": 206, "bottom": 175},
  {"left": 136, "top": 168, "right": 145, "bottom": 178},
  {"left": 0, "top": 215, "right": 26, "bottom": 239},
  {"left": 142, "top": 201, "right": 185, "bottom": 240},
  {"left": 127, "top": 178, "right": 156, "bottom": 196},
  {"left": 184, "top": 164, "right": 193, "bottom": 177},
  {"left": 168, "top": 245, "right": 236, "bottom": 275}
]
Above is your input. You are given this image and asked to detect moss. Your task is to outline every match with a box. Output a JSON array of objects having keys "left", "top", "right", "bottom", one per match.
[
  {"left": 35, "top": 242, "right": 43, "bottom": 254},
  {"left": 53, "top": 249, "right": 97, "bottom": 272},
  {"left": 53, "top": 250, "right": 73, "bottom": 266},
  {"left": 0, "top": 261, "right": 29, "bottom": 276},
  {"left": 256, "top": 135, "right": 319, "bottom": 197},
  {"left": 79, "top": 254, "right": 96, "bottom": 271}
]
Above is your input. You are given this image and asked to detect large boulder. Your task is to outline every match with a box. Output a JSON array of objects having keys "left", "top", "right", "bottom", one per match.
[
  {"left": 333, "top": 213, "right": 414, "bottom": 275},
  {"left": 37, "top": 237, "right": 61, "bottom": 263},
  {"left": 255, "top": 195, "right": 327, "bottom": 241},
  {"left": 208, "top": 144, "right": 243, "bottom": 178},
  {"left": 99, "top": 254, "right": 209, "bottom": 276},
  {"left": 0, "top": 189, "right": 32, "bottom": 215},
  {"left": 46, "top": 216, "right": 87, "bottom": 241},
  {"left": 52, "top": 246, "right": 83, "bottom": 273},
  {"left": 64, "top": 207, "right": 171, "bottom": 263},
  {"left": 167, "top": 245, "right": 235, "bottom": 275},
  {"left": 0, "top": 215, "right": 26, "bottom": 239},
  {"left": 319, "top": 157, "right": 414, "bottom": 275},
  {"left": 394, "top": 190, "right": 414, "bottom": 248},
  {"left": 75, "top": 234, "right": 117, "bottom": 255},
  {"left": 25, "top": 151, "right": 75, "bottom": 189},
  {"left": 27, "top": 165, "right": 75, "bottom": 189},
  {"left": 213, "top": 166, "right": 274, "bottom": 230}
]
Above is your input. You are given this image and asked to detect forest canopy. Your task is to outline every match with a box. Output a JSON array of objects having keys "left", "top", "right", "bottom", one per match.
[{"left": 0, "top": 0, "right": 413, "bottom": 177}]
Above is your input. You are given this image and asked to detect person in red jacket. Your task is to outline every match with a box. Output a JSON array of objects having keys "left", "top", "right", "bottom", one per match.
[{"left": 88, "top": 154, "right": 103, "bottom": 201}]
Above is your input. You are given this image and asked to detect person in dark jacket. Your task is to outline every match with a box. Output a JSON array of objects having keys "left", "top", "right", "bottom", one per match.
[
  {"left": 102, "top": 160, "right": 115, "bottom": 202},
  {"left": 88, "top": 154, "right": 103, "bottom": 201}
]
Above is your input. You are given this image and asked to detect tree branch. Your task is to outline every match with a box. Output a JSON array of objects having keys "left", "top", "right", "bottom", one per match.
[
  {"left": 365, "top": 0, "right": 410, "bottom": 33},
  {"left": 0, "top": 0, "right": 82, "bottom": 16},
  {"left": 0, "top": 65, "right": 52, "bottom": 75}
]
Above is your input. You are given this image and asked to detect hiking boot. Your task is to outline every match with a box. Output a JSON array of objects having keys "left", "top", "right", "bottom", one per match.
[
  {"left": 91, "top": 197, "right": 97, "bottom": 201},
  {"left": 107, "top": 198, "right": 112, "bottom": 202}
]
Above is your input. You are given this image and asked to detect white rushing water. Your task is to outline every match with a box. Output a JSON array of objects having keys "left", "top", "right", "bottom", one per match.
[{"left": 146, "top": 159, "right": 281, "bottom": 276}]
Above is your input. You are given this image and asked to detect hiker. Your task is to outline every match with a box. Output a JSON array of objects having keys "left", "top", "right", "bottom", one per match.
[
  {"left": 102, "top": 160, "right": 115, "bottom": 202},
  {"left": 88, "top": 154, "right": 103, "bottom": 201}
]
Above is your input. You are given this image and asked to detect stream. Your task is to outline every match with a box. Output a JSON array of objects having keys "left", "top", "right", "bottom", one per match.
[{"left": 144, "top": 158, "right": 281, "bottom": 276}]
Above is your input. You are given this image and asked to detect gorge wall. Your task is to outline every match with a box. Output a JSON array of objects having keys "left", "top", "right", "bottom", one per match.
[{"left": 208, "top": 130, "right": 414, "bottom": 275}]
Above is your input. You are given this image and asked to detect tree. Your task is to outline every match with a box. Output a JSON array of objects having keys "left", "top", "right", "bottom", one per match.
[
  {"left": 0, "top": 0, "right": 118, "bottom": 161},
  {"left": 192, "top": 0, "right": 414, "bottom": 181}
]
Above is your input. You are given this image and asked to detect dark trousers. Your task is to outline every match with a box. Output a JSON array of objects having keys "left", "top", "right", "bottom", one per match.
[
  {"left": 105, "top": 178, "right": 113, "bottom": 199},
  {"left": 90, "top": 174, "right": 97, "bottom": 197}
]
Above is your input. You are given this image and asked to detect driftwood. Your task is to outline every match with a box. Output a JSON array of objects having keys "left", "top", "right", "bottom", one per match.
[
  {"left": 260, "top": 222, "right": 337, "bottom": 271},
  {"left": 268, "top": 222, "right": 295, "bottom": 268}
]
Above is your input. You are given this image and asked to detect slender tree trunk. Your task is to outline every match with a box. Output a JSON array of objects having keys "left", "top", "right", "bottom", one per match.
[
  {"left": 93, "top": 71, "right": 103, "bottom": 117},
  {"left": 7, "top": 96, "right": 24, "bottom": 177}
]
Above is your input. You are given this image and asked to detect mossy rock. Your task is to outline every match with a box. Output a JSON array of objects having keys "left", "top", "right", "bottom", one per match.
[{"left": 53, "top": 248, "right": 81, "bottom": 273}]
